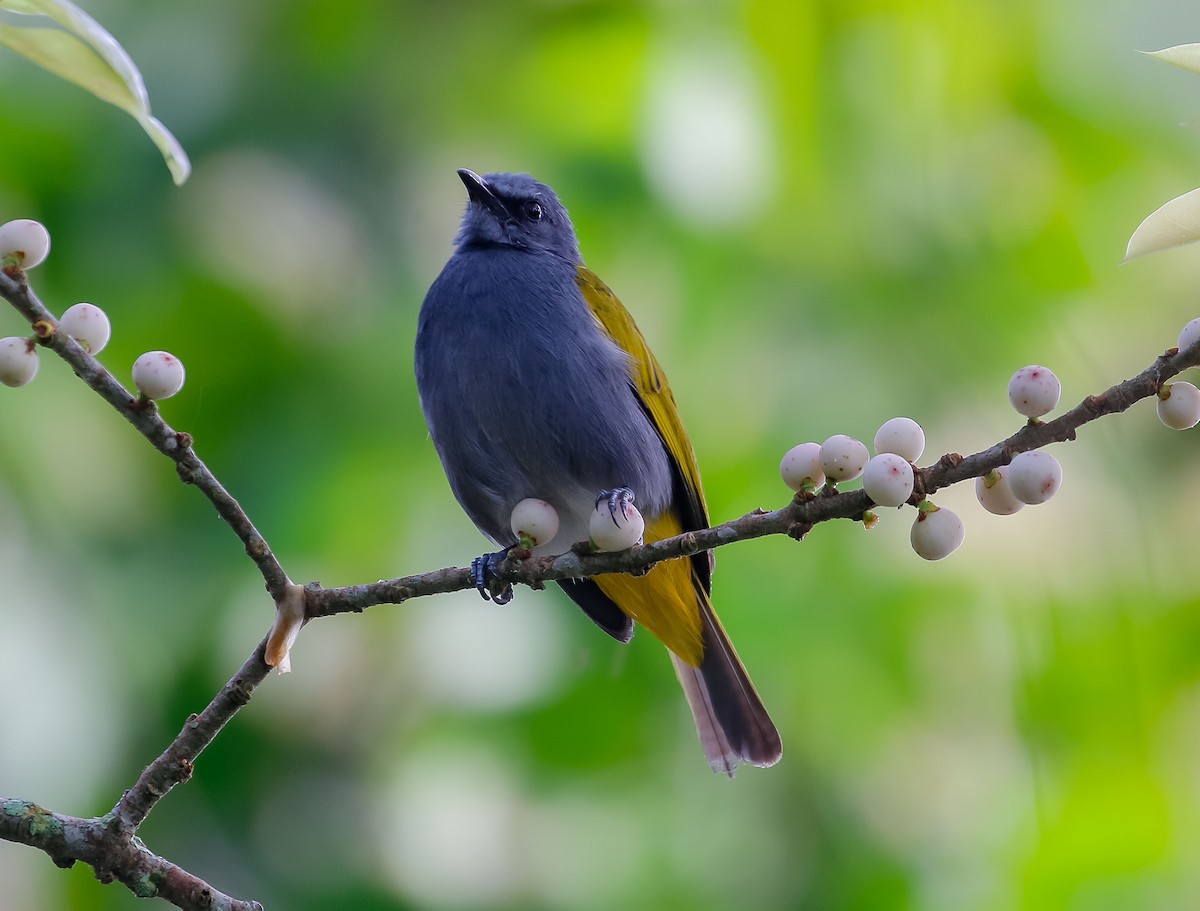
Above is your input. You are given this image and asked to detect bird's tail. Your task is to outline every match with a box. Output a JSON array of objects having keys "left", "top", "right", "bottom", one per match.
[{"left": 671, "top": 595, "right": 782, "bottom": 776}]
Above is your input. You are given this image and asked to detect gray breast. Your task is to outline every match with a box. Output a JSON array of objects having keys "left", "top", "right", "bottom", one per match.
[{"left": 415, "top": 248, "right": 673, "bottom": 547}]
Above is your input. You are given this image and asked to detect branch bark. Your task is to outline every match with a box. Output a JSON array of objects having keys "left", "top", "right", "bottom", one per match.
[
  {"left": 0, "top": 799, "right": 262, "bottom": 911},
  {"left": 0, "top": 646, "right": 269, "bottom": 909},
  {"left": 113, "top": 647, "right": 271, "bottom": 830}
]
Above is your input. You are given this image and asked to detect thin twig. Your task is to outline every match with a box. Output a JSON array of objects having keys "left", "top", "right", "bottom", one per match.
[
  {"left": 112, "top": 645, "right": 271, "bottom": 831},
  {"left": 0, "top": 268, "right": 290, "bottom": 601}
]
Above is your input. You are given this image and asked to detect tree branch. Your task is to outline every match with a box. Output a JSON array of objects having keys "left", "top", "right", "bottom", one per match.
[
  {"left": 112, "top": 646, "right": 271, "bottom": 831},
  {"left": 0, "top": 644, "right": 270, "bottom": 910},
  {"left": 0, "top": 799, "right": 262, "bottom": 911},
  {"left": 0, "top": 267, "right": 291, "bottom": 602}
]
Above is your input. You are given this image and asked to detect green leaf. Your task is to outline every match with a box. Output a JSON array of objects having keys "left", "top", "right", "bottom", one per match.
[
  {"left": 0, "top": 0, "right": 190, "bottom": 185},
  {"left": 1141, "top": 43, "right": 1200, "bottom": 75},
  {"left": 1124, "top": 188, "right": 1200, "bottom": 261}
]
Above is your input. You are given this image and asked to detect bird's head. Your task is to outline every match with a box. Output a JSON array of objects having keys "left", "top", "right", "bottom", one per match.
[{"left": 454, "top": 169, "right": 581, "bottom": 261}]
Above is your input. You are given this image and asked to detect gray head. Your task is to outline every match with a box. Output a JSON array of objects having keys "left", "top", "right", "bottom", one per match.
[{"left": 454, "top": 169, "right": 581, "bottom": 262}]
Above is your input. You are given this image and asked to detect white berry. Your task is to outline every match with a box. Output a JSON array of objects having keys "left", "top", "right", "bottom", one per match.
[
  {"left": 0, "top": 219, "right": 50, "bottom": 270},
  {"left": 873, "top": 417, "right": 925, "bottom": 462},
  {"left": 1179, "top": 318, "right": 1200, "bottom": 353},
  {"left": 1157, "top": 381, "right": 1200, "bottom": 430},
  {"left": 132, "top": 350, "right": 185, "bottom": 399},
  {"left": 0, "top": 336, "right": 38, "bottom": 387},
  {"left": 974, "top": 466, "right": 1024, "bottom": 516},
  {"left": 862, "top": 453, "right": 914, "bottom": 507},
  {"left": 1007, "top": 450, "right": 1062, "bottom": 505},
  {"left": 819, "top": 434, "right": 869, "bottom": 483},
  {"left": 780, "top": 442, "right": 825, "bottom": 492},
  {"left": 509, "top": 497, "right": 560, "bottom": 547},
  {"left": 910, "top": 504, "right": 965, "bottom": 561},
  {"left": 589, "top": 498, "right": 645, "bottom": 551},
  {"left": 1008, "top": 365, "right": 1061, "bottom": 418},
  {"left": 58, "top": 302, "right": 111, "bottom": 355}
]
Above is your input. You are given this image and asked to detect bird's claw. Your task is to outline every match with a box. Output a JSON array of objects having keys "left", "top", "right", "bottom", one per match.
[
  {"left": 471, "top": 549, "right": 514, "bottom": 605},
  {"left": 596, "top": 486, "right": 636, "bottom": 526}
]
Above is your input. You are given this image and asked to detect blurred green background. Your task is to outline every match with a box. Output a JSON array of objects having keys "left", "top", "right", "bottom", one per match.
[{"left": 4, "top": 1, "right": 1200, "bottom": 909}]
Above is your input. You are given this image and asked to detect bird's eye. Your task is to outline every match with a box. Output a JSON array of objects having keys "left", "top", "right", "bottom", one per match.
[{"left": 524, "top": 202, "right": 544, "bottom": 221}]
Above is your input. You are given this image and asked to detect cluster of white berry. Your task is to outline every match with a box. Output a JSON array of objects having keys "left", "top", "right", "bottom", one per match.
[
  {"left": 0, "top": 219, "right": 186, "bottom": 400},
  {"left": 776, "top": 370, "right": 1067, "bottom": 561},
  {"left": 971, "top": 365, "right": 1065, "bottom": 518},
  {"left": 509, "top": 494, "right": 646, "bottom": 553},
  {"left": 774, "top": 318, "right": 1200, "bottom": 564},
  {"left": 1159, "top": 318, "right": 1200, "bottom": 429},
  {"left": 778, "top": 416, "right": 972, "bottom": 560}
]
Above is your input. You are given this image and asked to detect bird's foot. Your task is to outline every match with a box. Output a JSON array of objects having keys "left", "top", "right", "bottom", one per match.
[
  {"left": 471, "top": 547, "right": 515, "bottom": 605},
  {"left": 596, "top": 486, "right": 636, "bottom": 526}
]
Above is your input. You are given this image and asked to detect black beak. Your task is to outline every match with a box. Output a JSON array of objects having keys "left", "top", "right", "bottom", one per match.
[{"left": 457, "top": 169, "right": 509, "bottom": 219}]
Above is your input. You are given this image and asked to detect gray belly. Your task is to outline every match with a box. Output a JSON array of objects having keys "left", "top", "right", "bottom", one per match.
[{"left": 416, "top": 255, "right": 673, "bottom": 553}]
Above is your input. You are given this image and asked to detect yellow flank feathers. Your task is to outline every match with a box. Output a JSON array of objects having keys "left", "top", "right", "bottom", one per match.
[
  {"left": 575, "top": 266, "right": 710, "bottom": 529},
  {"left": 593, "top": 510, "right": 704, "bottom": 666},
  {"left": 576, "top": 265, "right": 710, "bottom": 668}
]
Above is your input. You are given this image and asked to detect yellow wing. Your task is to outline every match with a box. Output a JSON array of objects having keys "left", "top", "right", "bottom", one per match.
[{"left": 576, "top": 265, "right": 710, "bottom": 666}]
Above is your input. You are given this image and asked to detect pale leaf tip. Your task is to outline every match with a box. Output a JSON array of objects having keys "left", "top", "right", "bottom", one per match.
[
  {"left": 1138, "top": 43, "right": 1200, "bottom": 75},
  {"left": 142, "top": 114, "right": 191, "bottom": 186},
  {"left": 1124, "top": 187, "right": 1200, "bottom": 262}
]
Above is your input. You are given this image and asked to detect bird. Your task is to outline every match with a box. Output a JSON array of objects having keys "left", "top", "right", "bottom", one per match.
[{"left": 414, "top": 169, "right": 781, "bottom": 774}]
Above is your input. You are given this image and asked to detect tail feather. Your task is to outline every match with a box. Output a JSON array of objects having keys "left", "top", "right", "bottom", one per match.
[
  {"left": 556, "top": 578, "right": 634, "bottom": 643},
  {"left": 672, "top": 598, "right": 782, "bottom": 776}
]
